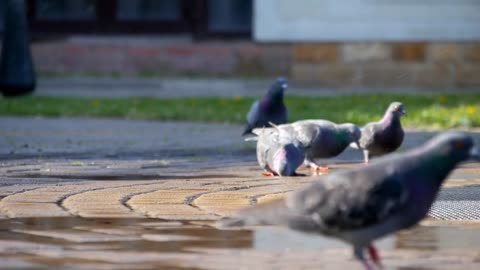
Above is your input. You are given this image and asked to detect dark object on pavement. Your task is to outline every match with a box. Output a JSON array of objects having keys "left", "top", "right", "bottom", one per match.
[{"left": 0, "top": 0, "right": 36, "bottom": 97}]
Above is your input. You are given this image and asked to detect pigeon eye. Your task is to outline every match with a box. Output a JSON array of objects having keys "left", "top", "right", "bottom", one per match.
[{"left": 394, "top": 106, "right": 400, "bottom": 111}]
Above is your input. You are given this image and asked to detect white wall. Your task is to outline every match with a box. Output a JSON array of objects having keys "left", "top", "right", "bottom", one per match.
[{"left": 254, "top": 0, "right": 480, "bottom": 41}]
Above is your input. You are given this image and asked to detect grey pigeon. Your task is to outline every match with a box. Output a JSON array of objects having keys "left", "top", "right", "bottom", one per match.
[
  {"left": 253, "top": 125, "right": 305, "bottom": 176},
  {"left": 352, "top": 102, "right": 406, "bottom": 164},
  {"left": 220, "top": 132, "right": 479, "bottom": 270},
  {"left": 242, "top": 77, "right": 288, "bottom": 135},
  {"left": 273, "top": 120, "right": 361, "bottom": 174}
]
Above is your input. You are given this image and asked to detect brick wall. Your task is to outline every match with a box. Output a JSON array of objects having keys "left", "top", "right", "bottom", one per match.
[
  {"left": 30, "top": 38, "right": 480, "bottom": 89},
  {"left": 292, "top": 43, "right": 480, "bottom": 88},
  {"left": 31, "top": 39, "right": 291, "bottom": 78}
]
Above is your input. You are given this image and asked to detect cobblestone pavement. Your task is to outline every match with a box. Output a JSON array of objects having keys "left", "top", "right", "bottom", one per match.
[{"left": 1, "top": 116, "right": 480, "bottom": 269}]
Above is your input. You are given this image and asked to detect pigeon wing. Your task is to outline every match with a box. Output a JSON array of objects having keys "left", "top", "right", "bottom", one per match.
[
  {"left": 256, "top": 130, "right": 279, "bottom": 170},
  {"left": 246, "top": 100, "right": 260, "bottom": 125},
  {"left": 359, "top": 123, "right": 378, "bottom": 149},
  {"left": 292, "top": 122, "right": 320, "bottom": 147},
  {"left": 242, "top": 100, "right": 261, "bottom": 135},
  {"left": 287, "top": 170, "right": 410, "bottom": 232}
]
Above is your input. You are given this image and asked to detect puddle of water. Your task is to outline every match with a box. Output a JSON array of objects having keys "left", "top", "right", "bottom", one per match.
[
  {"left": 1, "top": 217, "right": 480, "bottom": 268},
  {"left": 0, "top": 217, "right": 253, "bottom": 253}
]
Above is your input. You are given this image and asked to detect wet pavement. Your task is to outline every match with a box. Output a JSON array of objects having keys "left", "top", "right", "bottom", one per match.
[{"left": 1, "top": 116, "right": 480, "bottom": 269}]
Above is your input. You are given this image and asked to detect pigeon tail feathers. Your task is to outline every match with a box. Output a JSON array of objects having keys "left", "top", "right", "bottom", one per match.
[
  {"left": 242, "top": 125, "right": 254, "bottom": 136},
  {"left": 252, "top": 127, "right": 274, "bottom": 136},
  {"left": 244, "top": 136, "right": 258, "bottom": 142}
]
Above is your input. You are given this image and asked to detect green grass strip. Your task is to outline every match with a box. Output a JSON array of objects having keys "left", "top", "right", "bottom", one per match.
[{"left": 1, "top": 94, "right": 479, "bottom": 128}]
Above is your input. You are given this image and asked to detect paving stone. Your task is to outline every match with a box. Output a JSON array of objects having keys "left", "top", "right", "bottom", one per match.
[
  {"left": 127, "top": 189, "right": 216, "bottom": 220},
  {"left": 62, "top": 183, "right": 167, "bottom": 218}
]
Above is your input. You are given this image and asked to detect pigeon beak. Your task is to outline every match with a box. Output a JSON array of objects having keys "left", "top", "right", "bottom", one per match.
[
  {"left": 469, "top": 147, "right": 480, "bottom": 161},
  {"left": 400, "top": 110, "right": 406, "bottom": 116}
]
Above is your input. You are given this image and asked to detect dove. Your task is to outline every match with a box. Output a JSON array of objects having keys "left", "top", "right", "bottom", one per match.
[
  {"left": 242, "top": 77, "right": 288, "bottom": 136},
  {"left": 252, "top": 125, "right": 305, "bottom": 177},
  {"left": 220, "top": 132, "right": 479, "bottom": 270},
  {"left": 352, "top": 102, "right": 406, "bottom": 164},
  {"left": 272, "top": 120, "right": 361, "bottom": 174}
]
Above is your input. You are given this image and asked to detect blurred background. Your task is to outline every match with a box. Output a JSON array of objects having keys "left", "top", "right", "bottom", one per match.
[{"left": 0, "top": 0, "right": 479, "bottom": 89}]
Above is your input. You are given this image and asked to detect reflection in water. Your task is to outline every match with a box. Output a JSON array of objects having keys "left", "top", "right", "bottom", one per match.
[
  {"left": 0, "top": 217, "right": 254, "bottom": 253},
  {"left": 254, "top": 225, "right": 480, "bottom": 252},
  {"left": 397, "top": 225, "right": 480, "bottom": 251},
  {"left": 253, "top": 224, "right": 480, "bottom": 252}
]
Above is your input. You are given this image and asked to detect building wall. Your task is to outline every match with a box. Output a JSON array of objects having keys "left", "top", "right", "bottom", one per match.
[
  {"left": 290, "top": 42, "right": 480, "bottom": 88},
  {"left": 31, "top": 38, "right": 480, "bottom": 89},
  {"left": 251, "top": 0, "right": 480, "bottom": 88},
  {"left": 31, "top": 38, "right": 292, "bottom": 78}
]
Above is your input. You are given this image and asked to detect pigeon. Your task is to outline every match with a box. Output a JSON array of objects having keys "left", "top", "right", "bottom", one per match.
[
  {"left": 253, "top": 125, "right": 305, "bottom": 177},
  {"left": 220, "top": 132, "right": 479, "bottom": 270},
  {"left": 352, "top": 102, "right": 406, "bottom": 164},
  {"left": 271, "top": 120, "right": 361, "bottom": 174},
  {"left": 242, "top": 77, "right": 288, "bottom": 135}
]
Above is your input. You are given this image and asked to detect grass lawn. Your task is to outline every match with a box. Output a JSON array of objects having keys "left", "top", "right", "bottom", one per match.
[{"left": 1, "top": 94, "right": 479, "bottom": 128}]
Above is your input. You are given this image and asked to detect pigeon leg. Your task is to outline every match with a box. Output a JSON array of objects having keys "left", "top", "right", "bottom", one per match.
[
  {"left": 367, "top": 244, "right": 383, "bottom": 269},
  {"left": 304, "top": 160, "right": 330, "bottom": 175},
  {"left": 317, "top": 166, "right": 330, "bottom": 172},
  {"left": 354, "top": 246, "right": 373, "bottom": 270},
  {"left": 363, "top": 150, "right": 370, "bottom": 165},
  {"left": 311, "top": 165, "right": 330, "bottom": 175},
  {"left": 262, "top": 171, "right": 275, "bottom": 177}
]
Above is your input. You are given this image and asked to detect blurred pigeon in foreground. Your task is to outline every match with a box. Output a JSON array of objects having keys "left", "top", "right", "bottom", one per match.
[
  {"left": 220, "top": 132, "right": 479, "bottom": 270},
  {"left": 271, "top": 120, "right": 361, "bottom": 174},
  {"left": 242, "top": 77, "right": 288, "bottom": 135},
  {"left": 252, "top": 125, "right": 305, "bottom": 176},
  {"left": 351, "top": 102, "right": 405, "bottom": 164}
]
